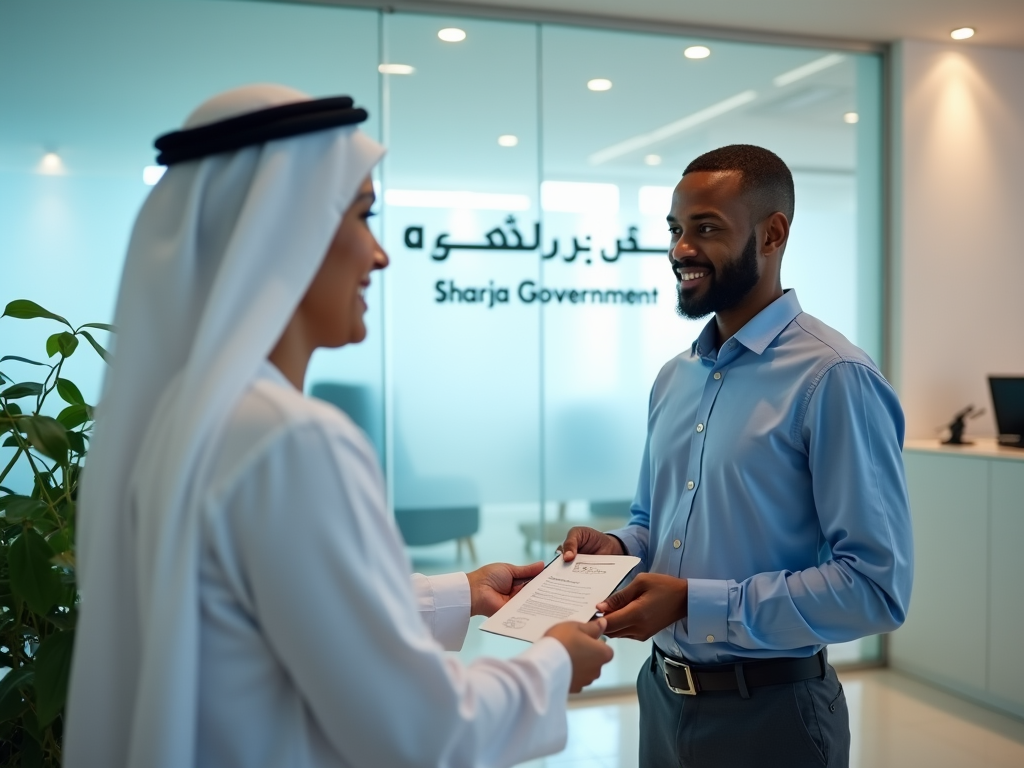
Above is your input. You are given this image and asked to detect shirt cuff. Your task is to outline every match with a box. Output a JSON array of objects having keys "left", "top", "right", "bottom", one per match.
[
  {"left": 686, "top": 578, "right": 729, "bottom": 645},
  {"left": 604, "top": 525, "right": 648, "bottom": 562},
  {"left": 523, "top": 637, "right": 573, "bottom": 697},
  {"left": 413, "top": 572, "right": 472, "bottom": 651}
]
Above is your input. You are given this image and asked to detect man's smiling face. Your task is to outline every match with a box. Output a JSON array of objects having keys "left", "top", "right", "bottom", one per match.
[{"left": 667, "top": 170, "right": 762, "bottom": 320}]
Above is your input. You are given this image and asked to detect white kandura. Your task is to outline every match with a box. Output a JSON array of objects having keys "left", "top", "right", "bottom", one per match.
[{"left": 64, "top": 83, "right": 571, "bottom": 768}]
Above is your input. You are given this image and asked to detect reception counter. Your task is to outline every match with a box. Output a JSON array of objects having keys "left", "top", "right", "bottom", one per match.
[{"left": 890, "top": 439, "right": 1024, "bottom": 718}]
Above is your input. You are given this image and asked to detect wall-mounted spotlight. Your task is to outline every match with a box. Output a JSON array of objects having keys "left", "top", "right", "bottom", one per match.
[
  {"left": 497, "top": 135, "right": 519, "bottom": 147},
  {"left": 644, "top": 154, "right": 662, "bottom": 166},
  {"left": 438, "top": 28, "right": 466, "bottom": 42},
  {"left": 950, "top": 27, "right": 975, "bottom": 40},
  {"left": 587, "top": 78, "right": 613, "bottom": 92},
  {"left": 684, "top": 46, "right": 711, "bottom": 59},
  {"left": 843, "top": 112, "right": 859, "bottom": 124},
  {"left": 379, "top": 63, "right": 415, "bottom": 75}
]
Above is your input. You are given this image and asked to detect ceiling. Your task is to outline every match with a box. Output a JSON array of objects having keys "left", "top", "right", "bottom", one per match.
[{"left": 320, "top": 0, "right": 1024, "bottom": 49}]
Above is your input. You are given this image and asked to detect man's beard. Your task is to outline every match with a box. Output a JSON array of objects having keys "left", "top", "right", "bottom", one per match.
[{"left": 676, "top": 230, "right": 760, "bottom": 320}]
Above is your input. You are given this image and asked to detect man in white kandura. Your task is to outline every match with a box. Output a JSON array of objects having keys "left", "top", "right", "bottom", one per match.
[{"left": 64, "top": 84, "right": 612, "bottom": 768}]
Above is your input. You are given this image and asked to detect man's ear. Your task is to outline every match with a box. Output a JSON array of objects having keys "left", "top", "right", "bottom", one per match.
[{"left": 760, "top": 211, "right": 790, "bottom": 259}]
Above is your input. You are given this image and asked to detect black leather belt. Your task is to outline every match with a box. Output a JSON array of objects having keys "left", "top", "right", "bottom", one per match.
[{"left": 653, "top": 643, "right": 826, "bottom": 698}]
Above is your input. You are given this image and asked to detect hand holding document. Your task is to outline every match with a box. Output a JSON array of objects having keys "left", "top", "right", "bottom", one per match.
[{"left": 480, "top": 554, "right": 641, "bottom": 643}]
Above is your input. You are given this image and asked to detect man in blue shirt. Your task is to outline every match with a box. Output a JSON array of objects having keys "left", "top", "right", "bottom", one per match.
[{"left": 559, "top": 145, "right": 913, "bottom": 768}]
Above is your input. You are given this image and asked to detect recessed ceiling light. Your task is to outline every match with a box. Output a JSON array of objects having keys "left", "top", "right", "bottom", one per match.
[
  {"left": 143, "top": 165, "right": 166, "bottom": 185},
  {"left": 39, "top": 152, "right": 64, "bottom": 175},
  {"left": 438, "top": 27, "right": 466, "bottom": 42},
  {"left": 950, "top": 27, "right": 975, "bottom": 40},
  {"left": 587, "top": 78, "right": 613, "bottom": 92},
  {"left": 378, "top": 63, "right": 415, "bottom": 75},
  {"left": 843, "top": 112, "right": 859, "bottom": 124},
  {"left": 497, "top": 134, "right": 519, "bottom": 147},
  {"left": 684, "top": 46, "right": 711, "bottom": 60},
  {"left": 644, "top": 154, "right": 662, "bottom": 166}
]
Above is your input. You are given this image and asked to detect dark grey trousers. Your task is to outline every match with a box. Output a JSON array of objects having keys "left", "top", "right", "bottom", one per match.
[{"left": 637, "top": 652, "right": 850, "bottom": 767}]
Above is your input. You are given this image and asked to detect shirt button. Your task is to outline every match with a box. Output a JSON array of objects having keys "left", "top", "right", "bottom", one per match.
[
  {"left": 714, "top": 372, "right": 722, "bottom": 380},
  {"left": 673, "top": 539, "right": 681, "bottom": 549},
  {"left": 686, "top": 480, "right": 695, "bottom": 490},
  {"left": 696, "top": 423, "right": 704, "bottom": 433},
  {"left": 706, "top": 635, "right": 715, "bottom": 642}
]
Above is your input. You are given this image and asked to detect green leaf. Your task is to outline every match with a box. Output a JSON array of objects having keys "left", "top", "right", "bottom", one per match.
[
  {"left": 43, "top": 607, "right": 76, "bottom": 631},
  {"left": 0, "top": 382, "right": 43, "bottom": 400},
  {"left": 78, "top": 330, "right": 110, "bottom": 363},
  {"left": 56, "top": 378, "right": 85, "bottom": 405},
  {"left": 0, "top": 356, "right": 48, "bottom": 368},
  {"left": 3, "top": 402, "right": 22, "bottom": 415},
  {"left": 2, "top": 300, "right": 71, "bottom": 327},
  {"left": 76, "top": 322, "right": 115, "bottom": 332},
  {"left": 0, "top": 371, "right": 7, "bottom": 384},
  {"left": 1, "top": 436, "right": 18, "bottom": 448},
  {"left": 9, "top": 528, "right": 62, "bottom": 614},
  {"left": 21, "top": 416, "right": 69, "bottom": 462},
  {"left": 0, "top": 355, "right": 51, "bottom": 368},
  {"left": 45, "top": 332, "right": 79, "bottom": 359},
  {"left": 0, "top": 666, "right": 33, "bottom": 722},
  {"left": 21, "top": 712, "right": 44, "bottom": 762},
  {"left": 22, "top": 733, "right": 44, "bottom": 768},
  {"left": 57, "top": 403, "right": 92, "bottom": 430},
  {"left": 34, "top": 629, "right": 74, "bottom": 726},
  {"left": 46, "top": 530, "right": 70, "bottom": 555},
  {"left": 27, "top": 518, "right": 56, "bottom": 537},
  {"left": 66, "top": 430, "right": 86, "bottom": 455},
  {"left": 0, "top": 497, "right": 48, "bottom": 522}
]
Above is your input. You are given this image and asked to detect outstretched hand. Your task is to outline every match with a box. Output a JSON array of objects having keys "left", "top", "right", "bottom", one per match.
[
  {"left": 467, "top": 561, "right": 545, "bottom": 617},
  {"left": 556, "top": 526, "right": 626, "bottom": 562},
  {"left": 545, "top": 618, "right": 614, "bottom": 693},
  {"left": 596, "top": 573, "right": 689, "bottom": 641}
]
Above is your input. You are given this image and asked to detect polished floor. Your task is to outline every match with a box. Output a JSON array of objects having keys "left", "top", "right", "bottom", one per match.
[{"left": 516, "top": 668, "right": 1024, "bottom": 767}]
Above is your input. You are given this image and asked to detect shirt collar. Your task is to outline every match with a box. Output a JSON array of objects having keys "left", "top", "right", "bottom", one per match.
[{"left": 691, "top": 289, "right": 803, "bottom": 359}]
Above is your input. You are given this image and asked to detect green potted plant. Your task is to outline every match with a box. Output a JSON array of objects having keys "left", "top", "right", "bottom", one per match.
[{"left": 0, "top": 300, "right": 112, "bottom": 766}]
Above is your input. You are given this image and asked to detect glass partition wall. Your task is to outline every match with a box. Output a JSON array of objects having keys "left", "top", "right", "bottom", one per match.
[
  {"left": 376, "top": 15, "right": 884, "bottom": 682},
  {"left": 0, "top": 0, "right": 884, "bottom": 688}
]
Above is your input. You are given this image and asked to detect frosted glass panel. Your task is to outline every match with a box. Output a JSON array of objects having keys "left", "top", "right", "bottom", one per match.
[
  {"left": 784, "top": 171, "right": 858, "bottom": 339},
  {"left": 381, "top": 15, "right": 541, "bottom": 513}
]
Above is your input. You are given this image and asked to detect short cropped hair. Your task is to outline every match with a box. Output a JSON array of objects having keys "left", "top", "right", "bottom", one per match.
[{"left": 683, "top": 144, "right": 795, "bottom": 224}]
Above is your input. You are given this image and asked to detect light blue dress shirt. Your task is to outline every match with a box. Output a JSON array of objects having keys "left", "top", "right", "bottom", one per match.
[{"left": 609, "top": 290, "right": 913, "bottom": 665}]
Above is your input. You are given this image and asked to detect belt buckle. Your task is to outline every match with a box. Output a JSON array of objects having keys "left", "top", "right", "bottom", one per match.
[{"left": 663, "top": 656, "right": 697, "bottom": 695}]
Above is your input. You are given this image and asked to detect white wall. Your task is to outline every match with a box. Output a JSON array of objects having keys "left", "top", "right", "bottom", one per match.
[{"left": 892, "top": 40, "right": 1024, "bottom": 439}]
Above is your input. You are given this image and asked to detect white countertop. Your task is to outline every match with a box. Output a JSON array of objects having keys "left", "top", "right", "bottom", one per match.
[{"left": 904, "top": 437, "right": 1024, "bottom": 461}]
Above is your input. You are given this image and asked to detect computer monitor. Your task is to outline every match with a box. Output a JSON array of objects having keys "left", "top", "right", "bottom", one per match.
[{"left": 988, "top": 376, "right": 1024, "bottom": 448}]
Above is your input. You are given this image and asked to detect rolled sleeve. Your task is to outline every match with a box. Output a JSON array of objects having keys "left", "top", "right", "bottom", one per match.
[
  {"left": 686, "top": 578, "right": 729, "bottom": 644},
  {"left": 411, "top": 572, "right": 472, "bottom": 652}
]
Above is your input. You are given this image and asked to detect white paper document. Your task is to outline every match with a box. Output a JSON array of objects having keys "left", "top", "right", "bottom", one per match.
[{"left": 480, "top": 554, "right": 641, "bottom": 643}]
